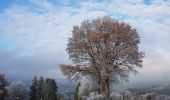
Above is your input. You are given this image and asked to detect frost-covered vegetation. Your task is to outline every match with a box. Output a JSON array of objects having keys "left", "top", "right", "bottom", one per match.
[
  {"left": 0, "top": 74, "right": 60, "bottom": 100},
  {"left": 75, "top": 76, "right": 170, "bottom": 100},
  {"left": 7, "top": 81, "right": 29, "bottom": 100},
  {"left": 60, "top": 16, "right": 145, "bottom": 99},
  {"left": 60, "top": 16, "right": 170, "bottom": 100},
  {"left": 1, "top": 16, "right": 169, "bottom": 100},
  {"left": 85, "top": 91, "right": 170, "bottom": 100}
]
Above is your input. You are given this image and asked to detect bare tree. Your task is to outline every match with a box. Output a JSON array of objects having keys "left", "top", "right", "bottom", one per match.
[
  {"left": 8, "top": 81, "right": 29, "bottom": 100},
  {"left": 60, "top": 16, "right": 144, "bottom": 98}
]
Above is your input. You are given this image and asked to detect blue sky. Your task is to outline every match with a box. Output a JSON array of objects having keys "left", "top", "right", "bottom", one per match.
[
  {"left": 0, "top": 0, "right": 170, "bottom": 84},
  {"left": 0, "top": 34, "right": 15, "bottom": 51}
]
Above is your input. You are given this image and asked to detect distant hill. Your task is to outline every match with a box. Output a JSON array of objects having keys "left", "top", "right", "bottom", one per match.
[
  {"left": 7, "top": 78, "right": 77, "bottom": 92},
  {"left": 150, "top": 84, "right": 170, "bottom": 95},
  {"left": 129, "top": 84, "right": 170, "bottom": 96},
  {"left": 57, "top": 80, "right": 76, "bottom": 92}
]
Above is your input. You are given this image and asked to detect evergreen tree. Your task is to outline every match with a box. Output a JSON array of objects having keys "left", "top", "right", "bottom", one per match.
[
  {"left": 0, "top": 73, "right": 8, "bottom": 100},
  {"left": 29, "top": 76, "right": 58, "bottom": 100},
  {"left": 44, "top": 78, "right": 57, "bottom": 100},
  {"left": 37, "top": 76, "right": 44, "bottom": 100},
  {"left": 29, "top": 76, "right": 38, "bottom": 100}
]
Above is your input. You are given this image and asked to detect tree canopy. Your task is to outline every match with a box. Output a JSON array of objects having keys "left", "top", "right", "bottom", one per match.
[
  {"left": 8, "top": 81, "right": 29, "bottom": 100},
  {"left": 60, "top": 16, "right": 144, "bottom": 98}
]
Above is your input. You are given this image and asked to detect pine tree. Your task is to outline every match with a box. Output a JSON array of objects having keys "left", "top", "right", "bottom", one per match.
[
  {"left": 37, "top": 76, "right": 44, "bottom": 100},
  {"left": 44, "top": 78, "right": 57, "bottom": 100},
  {"left": 30, "top": 76, "right": 58, "bottom": 100},
  {"left": 0, "top": 73, "right": 8, "bottom": 100},
  {"left": 30, "top": 76, "right": 38, "bottom": 100}
]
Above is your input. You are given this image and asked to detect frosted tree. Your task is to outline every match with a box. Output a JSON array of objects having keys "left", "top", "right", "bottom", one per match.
[
  {"left": 7, "top": 81, "right": 29, "bottom": 100},
  {"left": 60, "top": 16, "right": 144, "bottom": 99},
  {"left": 78, "top": 77, "right": 99, "bottom": 97}
]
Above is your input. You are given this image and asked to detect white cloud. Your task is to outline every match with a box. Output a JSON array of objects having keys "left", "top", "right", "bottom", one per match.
[
  {"left": 130, "top": 49, "right": 170, "bottom": 83},
  {"left": 0, "top": 5, "right": 69, "bottom": 56},
  {"left": 0, "top": 1, "right": 108, "bottom": 56}
]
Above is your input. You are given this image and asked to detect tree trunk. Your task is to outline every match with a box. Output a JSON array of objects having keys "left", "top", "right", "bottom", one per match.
[
  {"left": 100, "top": 78, "right": 110, "bottom": 99},
  {"left": 75, "top": 82, "right": 80, "bottom": 100},
  {"left": 105, "top": 79, "right": 110, "bottom": 99},
  {"left": 98, "top": 79, "right": 101, "bottom": 94},
  {"left": 100, "top": 80, "right": 105, "bottom": 95}
]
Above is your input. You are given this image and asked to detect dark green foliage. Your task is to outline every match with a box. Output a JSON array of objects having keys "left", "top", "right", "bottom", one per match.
[
  {"left": 44, "top": 78, "right": 57, "bottom": 100},
  {"left": 29, "top": 76, "right": 58, "bottom": 100},
  {"left": 30, "top": 85, "right": 37, "bottom": 100},
  {"left": 0, "top": 73, "right": 8, "bottom": 100},
  {"left": 37, "top": 76, "right": 44, "bottom": 100},
  {"left": 29, "top": 76, "right": 38, "bottom": 100}
]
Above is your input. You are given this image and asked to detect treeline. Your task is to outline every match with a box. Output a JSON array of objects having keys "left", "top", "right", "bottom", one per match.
[
  {"left": 0, "top": 73, "right": 62, "bottom": 100},
  {"left": 30, "top": 76, "right": 57, "bottom": 100}
]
